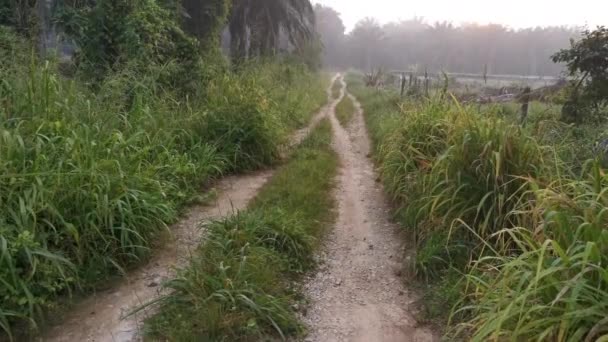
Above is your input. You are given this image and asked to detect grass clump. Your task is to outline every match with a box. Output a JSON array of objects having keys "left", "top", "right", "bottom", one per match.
[
  {"left": 331, "top": 79, "right": 342, "bottom": 99},
  {"left": 335, "top": 94, "right": 355, "bottom": 127},
  {"left": 144, "top": 120, "right": 337, "bottom": 341},
  {"left": 347, "top": 72, "right": 608, "bottom": 340},
  {"left": 455, "top": 162, "right": 608, "bottom": 341}
]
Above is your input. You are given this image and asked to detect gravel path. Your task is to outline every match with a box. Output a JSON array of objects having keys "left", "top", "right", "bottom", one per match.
[{"left": 301, "top": 77, "right": 437, "bottom": 342}]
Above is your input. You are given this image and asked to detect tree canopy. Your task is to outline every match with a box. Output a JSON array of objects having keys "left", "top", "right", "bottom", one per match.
[{"left": 553, "top": 26, "right": 608, "bottom": 112}]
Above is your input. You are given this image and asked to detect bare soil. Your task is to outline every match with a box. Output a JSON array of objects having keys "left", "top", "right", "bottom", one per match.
[
  {"left": 40, "top": 75, "right": 340, "bottom": 342},
  {"left": 42, "top": 171, "right": 273, "bottom": 342},
  {"left": 39, "top": 75, "right": 432, "bottom": 342},
  {"left": 301, "top": 78, "right": 437, "bottom": 342}
]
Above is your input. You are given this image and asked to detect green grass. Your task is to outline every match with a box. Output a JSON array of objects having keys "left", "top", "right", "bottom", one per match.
[
  {"left": 331, "top": 79, "right": 342, "bottom": 99},
  {"left": 335, "top": 94, "right": 355, "bottom": 127},
  {"left": 347, "top": 72, "right": 608, "bottom": 341},
  {"left": 0, "top": 32, "right": 328, "bottom": 338},
  {"left": 143, "top": 119, "right": 337, "bottom": 341}
]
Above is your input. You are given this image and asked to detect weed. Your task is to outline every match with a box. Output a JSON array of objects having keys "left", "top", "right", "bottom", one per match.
[{"left": 335, "top": 95, "right": 355, "bottom": 127}]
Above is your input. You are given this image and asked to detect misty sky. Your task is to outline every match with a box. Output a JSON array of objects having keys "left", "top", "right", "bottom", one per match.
[{"left": 312, "top": 0, "right": 606, "bottom": 31}]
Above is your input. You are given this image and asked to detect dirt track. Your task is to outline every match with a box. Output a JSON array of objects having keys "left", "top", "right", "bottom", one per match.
[
  {"left": 41, "top": 75, "right": 340, "bottom": 342},
  {"left": 42, "top": 171, "right": 273, "bottom": 342},
  {"left": 41, "top": 75, "right": 434, "bottom": 342},
  {"left": 301, "top": 77, "right": 436, "bottom": 342}
]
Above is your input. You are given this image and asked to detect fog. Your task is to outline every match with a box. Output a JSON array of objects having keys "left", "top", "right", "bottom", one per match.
[
  {"left": 314, "top": 2, "right": 606, "bottom": 76},
  {"left": 312, "top": 0, "right": 605, "bottom": 31}
]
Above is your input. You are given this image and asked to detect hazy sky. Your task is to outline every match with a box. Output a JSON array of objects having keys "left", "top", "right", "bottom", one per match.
[{"left": 312, "top": 0, "right": 606, "bottom": 32}]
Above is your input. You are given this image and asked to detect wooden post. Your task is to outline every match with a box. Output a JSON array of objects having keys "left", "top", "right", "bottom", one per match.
[
  {"left": 400, "top": 73, "right": 406, "bottom": 98},
  {"left": 520, "top": 87, "right": 531, "bottom": 125},
  {"left": 440, "top": 71, "right": 449, "bottom": 100},
  {"left": 483, "top": 64, "right": 488, "bottom": 85},
  {"left": 424, "top": 67, "right": 429, "bottom": 97}
]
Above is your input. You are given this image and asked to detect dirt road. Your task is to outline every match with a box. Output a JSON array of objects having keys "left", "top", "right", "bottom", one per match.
[
  {"left": 302, "top": 78, "right": 436, "bottom": 341},
  {"left": 41, "top": 75, "right": 340, "bottom": 342},
  {"left": 42, "top": 172, "right": 273, "bottom": 342}
]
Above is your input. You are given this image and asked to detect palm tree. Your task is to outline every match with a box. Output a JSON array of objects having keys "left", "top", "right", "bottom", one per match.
[{"left": 229, "top": 0, "right": 315, "bottom": 60}]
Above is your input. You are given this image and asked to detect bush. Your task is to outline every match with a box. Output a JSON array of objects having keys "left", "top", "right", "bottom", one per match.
[
  {"left": 59, "top": 0, "right": 204, "bottom": 91},
  {"left": 552, "top": 26, "right": 608, "bottom": 123}
]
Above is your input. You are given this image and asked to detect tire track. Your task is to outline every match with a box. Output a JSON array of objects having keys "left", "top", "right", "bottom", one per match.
[
  {"left": 41, "top": 74, "right": 341, "bottom": 342},
  {"left": 302, "top": 77, "right": 436, "bottom": 342}
]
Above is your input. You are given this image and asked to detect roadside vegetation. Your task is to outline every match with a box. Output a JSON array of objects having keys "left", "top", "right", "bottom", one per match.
[
  {"left": 331, "top": 79, "right": 343, "bottom": 99},
  {"left": 0, "top": 1, "right": 325, "bottom": 339},
  {"left": 143, "top": 119, "right": 337, "bottom": 341},
  {"left": 335, "top": 94, "right": 355, "bottom": 127},
  {"left": 346, "top": 28, "right": 608, "bottom": 340}
]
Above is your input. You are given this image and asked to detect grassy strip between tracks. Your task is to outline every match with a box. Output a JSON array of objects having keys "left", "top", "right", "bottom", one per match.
[{"left": 144, "top": 119, "right": 338, "bottom": 341}]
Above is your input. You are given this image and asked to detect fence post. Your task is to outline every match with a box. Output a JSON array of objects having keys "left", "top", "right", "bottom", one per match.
[
  {"left": 520, "top": 87, "right": 531, "bottom": 126},
  {"left": 424, "top": 67, "right": 429, "bottom": 97}
]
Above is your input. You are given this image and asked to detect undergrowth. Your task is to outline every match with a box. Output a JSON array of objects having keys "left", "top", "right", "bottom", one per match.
[
  {"left": 0, "top": 26, "right": 327, "bottom": 338},
  {"left": 143, "top": 119, "right": 337, "bottom": 341},
  {"left": 335, "top": 94, "right": 355, "bottom": 127},
  {"left": 331, "top": 79, "right": 342, "bottom": 99},
  {"left": 347, "top": 73, "right": 608, "bottom": 341}
]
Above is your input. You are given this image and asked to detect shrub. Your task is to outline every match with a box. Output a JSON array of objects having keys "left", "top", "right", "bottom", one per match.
[
  {"left": 552, "top": 26, "right": 608, "bottom": 123},
  {"left": 59, "top": 0, "right": 204, "bottom": 91}
]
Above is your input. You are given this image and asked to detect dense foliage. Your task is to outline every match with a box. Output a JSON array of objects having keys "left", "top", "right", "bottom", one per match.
[
  {"left": 553, "top": 26, "right": 608, "bottom": 122},
  {"left": 0, "top": 0, "right": 37, "bottom": 34},
  {"left": 347, "top": 73, "right": 608, "bottom": 341},
  {"left": 181, "top": 0, "right": 231, "bottom": 49},
  {"left": 0, "top": 0, "right": 323, "bottom": 337},
  {"left": 59, "top": 0, "right": 204, "bottom": 88}
]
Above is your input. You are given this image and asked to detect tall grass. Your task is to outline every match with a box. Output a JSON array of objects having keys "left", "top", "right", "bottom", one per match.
[
  {"left": 331, "top": 79, "right": 342, "bottom": 99},
  {"left": 0, "top": 39, "right": 327, "bottom": 338},
  {"left": 335, "top": 94, "right": 355, "bottom": 127},
  {"left": 347, "top": 73, "right": 608, "bottom": 340},
  {"left": 144, "top": 120, "right": 337, "bottom": 341}
]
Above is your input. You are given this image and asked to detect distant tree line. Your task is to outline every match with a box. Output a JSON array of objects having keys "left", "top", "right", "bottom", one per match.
[{"left": 315, "top": 4, "right": 581, "bottom": 76}]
